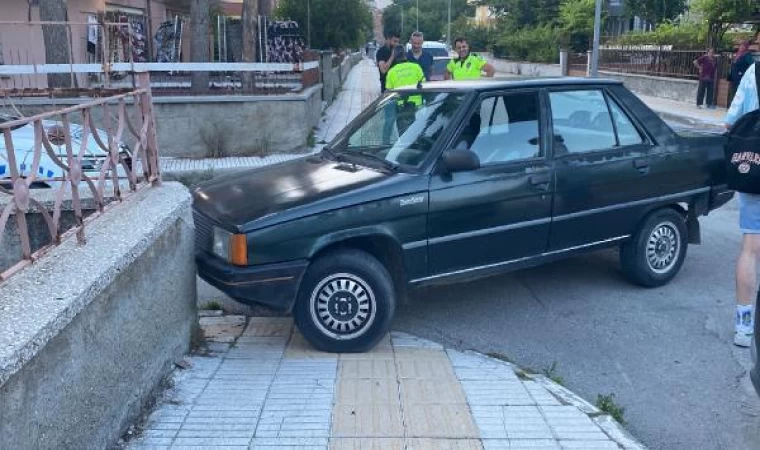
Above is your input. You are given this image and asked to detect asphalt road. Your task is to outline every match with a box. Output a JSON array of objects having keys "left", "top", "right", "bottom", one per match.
[{"left": 393, "top": 198, "right": 760, "bottom": 450}]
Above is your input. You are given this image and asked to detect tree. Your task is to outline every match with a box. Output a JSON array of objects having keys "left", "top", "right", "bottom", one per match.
[
  {"left": 476, "top": 0, "right": 560, "bottom": 29},
  {"left": 383, "top": 0, "right": 472, "bottom": 42},
  {"left": 623, "top": 0, "right": 687, "bottom": 27},
  {"left": 190, "top": 0, "right": 211, "bottom": 93},
  {"left": 559, "top": 0, "right": 600, "bottom": 52},
  {"left": 39, "top": 0, "right": 72, "bottom": 88},
  {"left": 692, "top": 0, "right": 755, "bottom": 48},
  {"left": 276, "top": 0, "right": 373, "bottom": 50}
]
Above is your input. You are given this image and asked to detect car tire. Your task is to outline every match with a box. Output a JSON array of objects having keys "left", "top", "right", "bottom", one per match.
[
  {"left": 620, "top": 208, "right": 688, "bottom": 288},
  {"left": 294, "top": 249, "right": 396, "bottom": 353}
]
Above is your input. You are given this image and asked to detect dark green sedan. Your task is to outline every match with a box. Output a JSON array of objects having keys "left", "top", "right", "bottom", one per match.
[{"left": 193, "top": 78, "right": 733, "bottom": 352}]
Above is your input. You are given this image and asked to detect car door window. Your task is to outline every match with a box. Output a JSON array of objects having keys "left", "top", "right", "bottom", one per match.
[
  {"left": 456, "top": 92, "right": 541, "bottom": 164},
  {"left": 607, "top": 98, "right": 646, "bottom": 146},
  {"left": 549, "top": 90, "right": 616, "bottom": 154}
]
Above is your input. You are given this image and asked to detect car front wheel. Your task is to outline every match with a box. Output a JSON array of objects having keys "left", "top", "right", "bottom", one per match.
[
  {"left": 294, "top": 249, "right": 395, "bottom": 353},
  {"left": 620, "top": 208, "right": 688, "bottom": 287}
]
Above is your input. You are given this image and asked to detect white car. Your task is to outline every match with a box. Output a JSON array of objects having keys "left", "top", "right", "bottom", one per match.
[{"left": 0, "top": 113, "right": 132, "bottom": 189}]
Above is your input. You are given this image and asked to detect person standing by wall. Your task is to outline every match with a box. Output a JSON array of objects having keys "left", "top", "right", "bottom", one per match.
[
  {"left": 724, "top": 62, "right": 760, "bottom": 347},
  {"left": 406, "top": 31, "right": 433, "bottom": 81},
  {"left": 376, "top": 31, "right": 400, "bottom": 93},
  {"left": 729, "top": 41, "right": 755, "bottom": 105},
  {"left": 693, "top": 48, "right": 717, "bottom": 109}
]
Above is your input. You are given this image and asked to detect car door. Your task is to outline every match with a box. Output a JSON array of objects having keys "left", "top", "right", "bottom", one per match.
[
  {"left": 547, "top": 87, "right": 656, "bottom": 251},
  {"left": 426, "top": 90, "right": 554, "bottom": 277}
]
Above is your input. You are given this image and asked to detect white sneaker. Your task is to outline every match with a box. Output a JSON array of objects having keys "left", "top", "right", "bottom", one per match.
[{"left": 735, "top": 328, "right": 753, "bottom": 347}]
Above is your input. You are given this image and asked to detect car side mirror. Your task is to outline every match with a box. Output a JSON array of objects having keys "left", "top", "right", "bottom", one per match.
[{"left": 442, "top": 149, "right": 480, "bottom": 173}]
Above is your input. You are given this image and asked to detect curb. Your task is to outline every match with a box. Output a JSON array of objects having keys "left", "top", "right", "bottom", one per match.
[
  {"left": 651, "top": 108, "right": 725, "bottom": 130},
  {"left": 457, "top": 349, "right": 647, "bottom": 449}
]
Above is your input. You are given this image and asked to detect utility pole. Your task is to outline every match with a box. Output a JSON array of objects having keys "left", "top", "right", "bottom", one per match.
[
  {"left": 307, "top": 0, "right": 311, "bottom": 48},
  {"left": 416, "top": 0, "right": 419, "bottom": 31},
  {"left": 401, "top": 7, "right": 404, "bottom": 40},
  {"left": 447, "top": 0, "right": 451, "bottom": 50},
  {"left": 590, "top": 0, "right": 602, "bottom": 77}
]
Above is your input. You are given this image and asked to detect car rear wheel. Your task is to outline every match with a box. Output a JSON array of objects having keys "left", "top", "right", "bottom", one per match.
[
  {"left": 294, "top": 249, "right": 395, "bottom": 353},
  {"left": 620, "top": 208, "right": 688, "bottom": 287}
]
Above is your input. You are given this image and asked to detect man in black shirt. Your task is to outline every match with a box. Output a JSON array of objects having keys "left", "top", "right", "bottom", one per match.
[{"left": 376, "top": 31, "right": 400, "bottom": 93}]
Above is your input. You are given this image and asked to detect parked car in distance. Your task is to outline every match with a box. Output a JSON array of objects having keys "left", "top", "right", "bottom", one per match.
[
  {"left": 429, "top": 56, "right": 451, "bottom": 81},
  {"left": 0, "top": 113, "right": 132, "bottom": 189},
  {"left": 193, "top": 78, "right": 733, "bottom": 353}
]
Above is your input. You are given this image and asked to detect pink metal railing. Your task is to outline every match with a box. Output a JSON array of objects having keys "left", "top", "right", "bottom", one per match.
[{"left": 0, "top": 72, "right": 161, "bottom": 282}]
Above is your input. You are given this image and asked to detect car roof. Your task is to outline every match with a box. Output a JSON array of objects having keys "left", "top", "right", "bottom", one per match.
[
  {"left": 422, "top": 41, "right": 447, "bottom": 47},
  {"left": 393, "top": 77, "right": 625, "bottom": 93}
]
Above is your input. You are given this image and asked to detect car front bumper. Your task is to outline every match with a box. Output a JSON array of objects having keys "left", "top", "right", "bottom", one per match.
[{"left": 196, "top": 251, "right": 308, "bottom": 313}]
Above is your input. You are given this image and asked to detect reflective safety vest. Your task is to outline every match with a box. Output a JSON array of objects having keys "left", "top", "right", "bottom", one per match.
[
  {"left": 385, "top": 61, "right": 426, "bottom": 106},
  {"left": 447, "top": 53, "right": 487, "bottom": 80},
  {"left": 385, "top": 61, "right": 425, "bottom": 90}
]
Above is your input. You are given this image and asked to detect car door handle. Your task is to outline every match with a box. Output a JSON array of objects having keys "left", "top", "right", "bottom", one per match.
[
  {"left": 633, "top": 158, "right": 650, "bottom": 174},
  {"left": 530, "top": 174, "right": 551, "bottom": 189}
]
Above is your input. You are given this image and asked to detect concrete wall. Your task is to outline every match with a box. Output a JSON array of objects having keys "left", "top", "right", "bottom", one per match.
[
  {"left": 152, "top": 86, "right": 323, "bottom": 158},
  {"left": 322, "top": 52, "right": 362, "bottom": 105},
  {"left": 487, "top": 55, "right": 563, "bottom": 77},
  {"left": 14, "top": 84, "right": 323, "bottom": 158},
  {"left": 598, "top": 71, "right": 699, "bottom": 104},
  {"left": 0, "top": 182, "right": 196, "bottom": 450}
]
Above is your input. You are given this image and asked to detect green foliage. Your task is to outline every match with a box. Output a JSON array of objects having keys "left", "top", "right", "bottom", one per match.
[
  {"left": 558, "top": 0, "right": 599, "bottom": 52},
  {"left": 691, "top": 0, "right": 756, "bottom": 47},
  {"left": 382, "top": 0, "right": 472, "bottom": 42},
  {"left": 492, "top": 24, "right": 560, "bottom": 63},
  {"left": 595, "top": 393, "right": 626, "bottom": 425},
  {"left": 276, "top": 0, "right": 372, "bottom": 50},
  {"left": 622, "top": 0, "right": 687, "bottom": 25},
  {"left": 609, "top": 21, "right": 755, "bottom": 51},
  {"left": 479, "top": 0, "right": 561, "bottom": 29},
  {"left": 542, "top": 361, "right": 565, "bottom": 386},
  {"left": 449, "top": 16, "right": 497, "bottom": 51}
]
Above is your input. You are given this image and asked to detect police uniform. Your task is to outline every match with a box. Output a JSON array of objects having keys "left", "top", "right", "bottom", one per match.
[
  {"left": 385, "top": 61, "right": 425, "bottom": 107},
  {"left": 385, "top": 61, "right": 425, "bottom": 90},
  {"left": 446, "top": 53, "right": 487, "bottom": 80}
]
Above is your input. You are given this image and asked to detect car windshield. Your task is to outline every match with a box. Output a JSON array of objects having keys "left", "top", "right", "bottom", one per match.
[{"left": 336, "top": 92, "right": 466, "bottom": 168}]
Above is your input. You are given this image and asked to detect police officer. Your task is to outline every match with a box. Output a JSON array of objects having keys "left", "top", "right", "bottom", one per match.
[
  {"left": 445, "top": 37, "right": 495, "bottom": 81},
  {"left": 385, "top": 45, "right": 426, "bottom": 92}
]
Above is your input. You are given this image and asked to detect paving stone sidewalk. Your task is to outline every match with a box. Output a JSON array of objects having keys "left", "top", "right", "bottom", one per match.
[{"left": 125, "top": 316, "right": 644, "bottom": 450}]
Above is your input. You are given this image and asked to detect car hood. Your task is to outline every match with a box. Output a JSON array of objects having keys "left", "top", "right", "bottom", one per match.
[{"left": 193, "top": 156, "right": 411, "bottom": 230}]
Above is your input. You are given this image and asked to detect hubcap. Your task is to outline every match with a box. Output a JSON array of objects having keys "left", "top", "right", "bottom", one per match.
[
  {"left": 310, "top": 273, "right": 376, "bottom": 340},
  {"left": 646, "top": 222, "right": 680, "bottom": 274}
]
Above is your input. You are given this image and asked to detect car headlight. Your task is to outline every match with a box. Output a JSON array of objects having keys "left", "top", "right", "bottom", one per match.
[{"left": 212, "top": 226, "right": 248, "bottom": 266}]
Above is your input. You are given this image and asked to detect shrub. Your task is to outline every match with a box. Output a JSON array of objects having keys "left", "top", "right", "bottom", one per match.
[{"left": 493, "top": 25, "right": 561, "bottom": 63}]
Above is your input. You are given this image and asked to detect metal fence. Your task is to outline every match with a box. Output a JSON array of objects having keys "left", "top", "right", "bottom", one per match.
[
  {"left": 597, "top": 48, "right": 733, "bottom": 80},
  {"left": 0, "top": 72, "right": 160, "bottom": 282},
  {"left": 568, "top": 48, "right": 739, "bottom": 81},
  {"left": 0, "top": 21, "right": 321, "bottom": 96}
]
